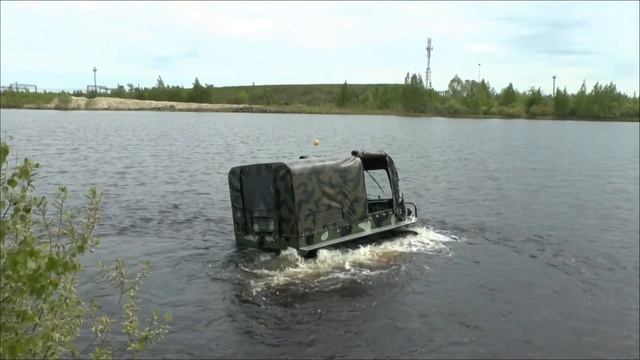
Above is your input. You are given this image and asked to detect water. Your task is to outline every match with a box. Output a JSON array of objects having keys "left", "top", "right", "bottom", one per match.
[{"left": 1, "top": 109, "right": 638, "bottom": 358}]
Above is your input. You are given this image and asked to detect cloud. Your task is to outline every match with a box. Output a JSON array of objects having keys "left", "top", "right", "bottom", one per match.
[
  {"left": 514, "top": 32, "right": 595, "bottom": 57},
  {"left": 493, "top": 12, "right": 595, "bottom": 57},
  {"left": 1, "top": 1, "right": 638, "bottom": 94},
  {"left": 464, "top": 43, "right": 503, "bottom": 55}
]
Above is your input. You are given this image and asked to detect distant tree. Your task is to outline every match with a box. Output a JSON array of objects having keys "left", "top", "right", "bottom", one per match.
[
  {"left": 156, "top": 76, "right": 165, "bottom": 89},
  {"left": 414, "top": 74, "right": 425, "bottom": 89},
  {"left": 401, "top": 73, "right": 427, "bottom": 113},
  {"left": 447, "top": 75, "right": 465, "bottom": 98},
  {"left": 424, "top": 88, "right": 441, "bottom": 113},
  {"left": 189, "top": 77, "right": 207, "bottom": 103},
  {"left": 553, "top": 87, "right": 571, "bottom": 118},
  {"left": 193, "top": 77, "right": 203, "bottom": 92},
  {"left": 587, "top": 82, "right": 622, "bottom": 118},
  {"left": 466, "top": 80, "right": 494, "bottom": 114},
  {"left": 167, "top": 86, "right": 186, "bottom": 102},
  {"left": 146, "top": 76, "right": 169, "bottom": 101},
  {"left": 112, "top": 84, "right": 127, "bottom": 98},
  {"left": 525, "top": 87, "right": 544, "bottom": 113},
  {"left": 571, "top": 80, "right": 588, "bottom": 117},
  {"left": 336, "top": 81, "right": 350, "bottom": 108},
  {"left": 133, "top": 87, "right": 146, "bottom": 100},
  {"left": 619, "top": 95, "right": 640, "bottom": 119},
  {"left": 499, "top": 83, "right": 518, "bottom": 106}
]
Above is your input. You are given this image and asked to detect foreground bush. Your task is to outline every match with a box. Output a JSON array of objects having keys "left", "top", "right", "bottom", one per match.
[{"left": 0, "top": 140, "right": 170, "bottom": 359}]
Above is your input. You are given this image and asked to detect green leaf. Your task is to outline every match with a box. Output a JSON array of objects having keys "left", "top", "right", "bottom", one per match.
[
  {"left": 45, "top": 256, "right": 59, "bottom": 272},
  {"left": 18, "top": 213, "right": 28, "bottom": 223},
  {"left": 0, "top": 142, "right": 9, "bottom": 164},
  {"left": 1, "top": 140, "right": 170, "bottom": 359},
  {"left": 18, "top": 165, "right": 30, "bottom": 180}
]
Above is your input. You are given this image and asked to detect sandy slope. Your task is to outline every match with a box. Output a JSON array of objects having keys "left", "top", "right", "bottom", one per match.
[{"left": 42, "top": 96, "right": 262, "bottom": 112}]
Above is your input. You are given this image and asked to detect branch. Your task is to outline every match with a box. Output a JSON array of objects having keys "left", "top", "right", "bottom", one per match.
[
  {"left": 56, "top": 196, "right": 65, "bottom": 243},
  {"left": 41, "top": 344, "right": 53, "bottom": 360},
  {"left": 0, "top": 286, "right": 20, "bottom": 304},
  {"left": 1, "top": 193, "right": 12, "bottom": 219},
  {"left": 40, "top": 208, "right": 54, "bottom": 253}
]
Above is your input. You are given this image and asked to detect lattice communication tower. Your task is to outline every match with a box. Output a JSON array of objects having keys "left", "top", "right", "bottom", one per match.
[{"left": 425, "top": 38, "right": 433, "bottom": 89}]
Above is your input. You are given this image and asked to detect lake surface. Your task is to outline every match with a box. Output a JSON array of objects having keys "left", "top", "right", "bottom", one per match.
[{"left": 2, "top": 109, "right": 638, "bottom": 358}]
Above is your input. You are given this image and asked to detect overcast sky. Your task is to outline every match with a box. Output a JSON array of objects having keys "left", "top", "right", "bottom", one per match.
[{"left": 2, "top": 1, "right": 639, "bottom": 95}]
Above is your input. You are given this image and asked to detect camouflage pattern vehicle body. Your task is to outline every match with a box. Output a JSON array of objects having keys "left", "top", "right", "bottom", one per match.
[{"left": 228, "top": 150, "right": 417, "bottom": 255}]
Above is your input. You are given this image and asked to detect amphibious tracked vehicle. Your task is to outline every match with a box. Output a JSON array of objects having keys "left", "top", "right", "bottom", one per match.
[{"left": 228, "top": 150, "right": 417, "bottom": 255}]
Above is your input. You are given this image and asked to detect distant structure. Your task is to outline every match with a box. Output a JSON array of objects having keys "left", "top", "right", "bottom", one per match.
[
  {"left": 425, "top": 38, "right": 433, "bottom": 90},
  {"left": 93, "top": 67, "right": 97, "bottom": 90},
  {"left": 478, "top": 63, "right": 482, "bottom": 82},
  {"left": 552, "top": 74, "right": 557, "bottom": 96},
  {"left": 87, "top": 66, "right": 111, "bottom": 93},
  {"left": 0, "top": 82, "right": 37, "bottom": 93},
  {"left": 86, "top": 85, "right": 111, "bottom": 93}
]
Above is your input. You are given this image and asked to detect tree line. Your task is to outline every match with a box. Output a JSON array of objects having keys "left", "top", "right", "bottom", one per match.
[
  {"left": 2, "top": 74, "right": 638, "bottom": 120},
  {"left": 104, "top": 74, "right": 640, "bottom": 120},
  {"left": 352, "top": 73, "right": 638, "bottom": 120}
]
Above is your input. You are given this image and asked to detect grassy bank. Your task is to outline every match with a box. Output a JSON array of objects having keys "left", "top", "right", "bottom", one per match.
[
  {"left": 2, "top": 76, "right": 639, "bottom": 121},
  {"left": 0, "top": 91, "right": 59, "bottom": 108}
]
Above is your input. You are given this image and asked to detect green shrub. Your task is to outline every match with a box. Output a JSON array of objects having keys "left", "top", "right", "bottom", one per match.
[
  {"left": 0, "top": 92, "right": 56, "bottom": 108},
  {"left": 441, "top": 99, "right": 469, "bottom": 116},
  {"left": 528, "top": 103, "right": 553, "bottom": 117},
  {"left": 0, "top": 140, "right": 170, "bottom": 359}
]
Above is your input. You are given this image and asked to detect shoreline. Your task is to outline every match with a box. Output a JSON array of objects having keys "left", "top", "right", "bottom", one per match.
[{"left": 1, "top": 96, "right": 638, "bottom": 123}]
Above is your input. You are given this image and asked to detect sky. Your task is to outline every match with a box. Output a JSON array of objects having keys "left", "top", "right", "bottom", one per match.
[{"left": 1, "top": 1, "right": 639, "bottom": 95}]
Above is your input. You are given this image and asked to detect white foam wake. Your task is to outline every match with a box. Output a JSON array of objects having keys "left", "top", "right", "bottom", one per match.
[{"left": 238, "top": 226, "right": 457, "bottom": 293}]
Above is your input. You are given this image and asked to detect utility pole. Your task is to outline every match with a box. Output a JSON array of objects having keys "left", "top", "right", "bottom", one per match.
[
  {"left": 477, "top": 63, "right": 481, "bottom": 82},
  {"left": 92, "top": 67, "right": 97, "bottom": 93},
  {"left": 552, "top": 74, "right": 557, "bottom": 96}
]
